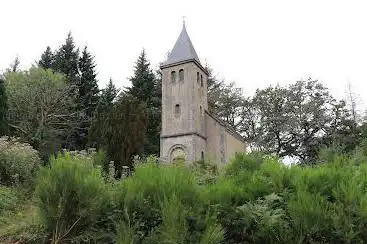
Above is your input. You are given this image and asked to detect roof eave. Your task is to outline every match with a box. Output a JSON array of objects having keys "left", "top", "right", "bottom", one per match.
[{"left": 160, "top": 59, "right": 209, "bottom": 75}]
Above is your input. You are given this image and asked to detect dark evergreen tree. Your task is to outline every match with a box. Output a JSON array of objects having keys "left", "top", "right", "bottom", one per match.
[
  {"left": 0, "top": 77, "right": 8, "bottom": 135},
  {"left": 69, "top": 46, "right": 99, "bottom": 149},
  {"left": 78, "top": 46, "right": 99, "bottom": 117},
  {"left": 88, "top": 78, "right": 119, "bottom": 149},
  {"left": 53, "top": 32, "right": 80, "bottom": 87},
  {"left": 100, "top": 78, "right": 119, "bottom": 106},
  {"left": 39, "top": 46, "right": 54, "bottom": 69},
  {"left": 105, "top": 94, "right": 146, "bottom": 176},
  {"left": 52, "top": 32, "right": 81, "bottom": 149},
  {"left": 126, "top": 50, "right": 161, "bottom": 156}
]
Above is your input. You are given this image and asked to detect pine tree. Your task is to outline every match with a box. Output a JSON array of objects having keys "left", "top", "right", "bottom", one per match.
[
  {"left": 100, "top": 78, "right": 119, "bottom": 106},
  {"left": 78, "top": 46, "right": 99, "bottom": 117},
  {"left": 88, "top": 78, "right": 119, "bottom": 149},
  {"left": 105, "top": 94, "right": 146, "bottom": 176},
  {"left": 52, "top": 32, "right": 81, "bottom": 149},
  {"left": 126, "top": 50, "right": 161, "bottom": 156},
  {"left": 39, "top": 46, "right": 54, "bottom": 69},
  {"left": 0, "top": 77, "right": 8, "bottom": 135},
  {"left": 53, "top": 32, "right": 80, "bottom": 87}
]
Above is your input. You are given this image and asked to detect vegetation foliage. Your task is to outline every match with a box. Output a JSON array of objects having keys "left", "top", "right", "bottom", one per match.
[
  {"left": 0, "top": 136, "right": 41, "bottom": 187},
  {"left": 3, "top": 30, "right": 367, "bottom": 244},
  {"left": 3, "top": 145, "right": 367, "bottom": 243}
]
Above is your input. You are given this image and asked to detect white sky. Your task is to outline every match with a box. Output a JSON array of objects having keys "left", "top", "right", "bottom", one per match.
[{"left": 1, "top": 0, "right": 367, "bottom": 112}]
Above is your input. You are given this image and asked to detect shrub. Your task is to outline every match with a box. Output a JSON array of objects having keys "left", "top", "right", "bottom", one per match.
[
  {"left": 224, "top": 152, "right": 266, "bottom": 177},
  {"left": 114, "top": 160, "right": 226, "bottom": 243},
  {"left": 0, "top": 136, "right": 41, "bottom": 187},
  {"left": 191, "top": 160, "right": 219, "bottom": 185},
  {"left": 115, "top": 162, "right": 199, "bottom": 239},
  {"left": 34, "top": 153, "right": 108, "bottom": 243},
  {"left": 0, "top": 186, "right": 19, "bottom": 217}
]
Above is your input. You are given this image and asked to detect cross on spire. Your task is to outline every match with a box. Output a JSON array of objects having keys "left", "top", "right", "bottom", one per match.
[{"left": 182, "top": 16, "right": 186, "bottom": 27}]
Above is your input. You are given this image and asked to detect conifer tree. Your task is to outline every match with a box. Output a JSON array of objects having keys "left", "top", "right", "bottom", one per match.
[
  {"left": 100, "top": 78, "right": 119, "bottom": 106},
  {"left": 53, "top": 32, "right": 80, "bottom": 87},
  {"left": 52, "top": 32, "right": 82, "bottom": 149},
  {"left": 78, "top": 46, "right": 99, "bottom": 117},
  {"left": 126, "top": 50, "right": 161, "bottom": 156},
  {"left": 0, "top": 77, "right": 8, "bottom": 135},
  {"left": 39, "top": 46, "right": 54, "bottom": 69},
  {"left": 88, "top": 78, "right": 119, "bottom": 149},
  {"left": 105, "top": 94, "right": 146, "bottom": 176}
]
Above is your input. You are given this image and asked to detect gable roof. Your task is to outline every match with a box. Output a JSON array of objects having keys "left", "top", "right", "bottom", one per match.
[{"left": 164, "top": 23, "right": 200, "bottom": 65}]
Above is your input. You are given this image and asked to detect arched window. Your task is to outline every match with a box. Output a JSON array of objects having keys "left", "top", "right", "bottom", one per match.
[
  {"left": 179, "top": 69, "right": 184, "bottom": 82},
  {"left": 197, "top": 72, "right": 200, "bottom": 83},
  {"left": 175, "top": 104, "right": 180, "bottom": 117},
  {"left": 200, "top": 75, "right": 203, "bottom": 87},
  {"left": 171, "top": 71, "right": 176, "bottom": 83},
  {"left": 201, "top": 151, "right": 204, "bottom": 161},
  {"left": 200, "top": 105, "right": 202, "bottom": 115}
]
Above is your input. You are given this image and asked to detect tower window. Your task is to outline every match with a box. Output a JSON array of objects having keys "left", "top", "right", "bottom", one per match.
[
  {"left": 171, "top": 71, "right": 176, "bottom": 83},
  {"left": 200, "top": 105, "right": 202, "bottom": 115},
  {"left": 179, "top": 69, "right": 184, "bottom": 82},
  {"left": 174, "top": 104, "right": 180, "bottom": 116},
  {"left": 200, "top": 75, "right": 203, "bottom": 87},
  {"left": 197, "top": 72, "right": 200, "bottom": 83},
  {"left": 201, "top": 151, "right": 204, "bottom": 161}
]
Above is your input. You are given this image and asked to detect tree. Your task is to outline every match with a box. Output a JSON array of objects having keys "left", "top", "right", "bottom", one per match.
[
  {"left": 206, "top": 64, "right": 224, "bottom": 114},
  {"left": 105, "top": 94, "right": 146, "bottom": 177},
  {"left": 0, "top": 77, "right": 8, "bottom": 135},
  {"left": 4, "top": 67, "right": 74, "bottom": 159},
  {"left": 39, "top": 46, "right": 54, "bottom": 69},
  {"left": 238, "top": 78, "right": 354, "bottom": 163},
  {"left": 71, "top": 46, "right": 100, "bottom": 148},
  {"left": 126, "top": 50, "right": 161, "bottom": 156},
  {"left": 53, "top": 32, "right": 80, "bottom": 88},
  {"left": 78, "top": 46, "right": 99, "bottom": 116},
  {"left": 215, "top": 82, "right": 244, "bottom": 128},
  {"left": 205, "top": 64, "right": 243, "bottom": 130},
  {"left": 251, "top": 85, "right": 292, "bottom": 156},
  {"left": 101, "top": 78, "right": 119, "bottom": 106},
  {"left": 88, "top": 78, "right": 119, "bottom": 149}
]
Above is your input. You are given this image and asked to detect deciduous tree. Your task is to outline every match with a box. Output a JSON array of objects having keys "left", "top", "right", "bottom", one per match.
[{"left": 4, "top": 67, "right": 74, "bottom": 158}]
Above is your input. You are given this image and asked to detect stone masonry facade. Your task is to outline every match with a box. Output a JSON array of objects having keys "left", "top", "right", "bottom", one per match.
[{"left": 160, "top": 23, "right": 246, "bottom": 164}]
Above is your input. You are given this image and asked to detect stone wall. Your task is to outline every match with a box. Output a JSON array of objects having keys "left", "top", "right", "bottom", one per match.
[{"left": 205, "top": 113, "right": 246, "bottom": 164}]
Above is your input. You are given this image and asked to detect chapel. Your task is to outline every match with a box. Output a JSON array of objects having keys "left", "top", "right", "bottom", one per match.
[{"left": 160, "top": 22, "right": 246, "bottom": 163}]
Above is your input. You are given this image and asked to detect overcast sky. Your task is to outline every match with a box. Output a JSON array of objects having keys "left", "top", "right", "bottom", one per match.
[{"left": 1, "top": 0, "right": 367, "bottom": 111}]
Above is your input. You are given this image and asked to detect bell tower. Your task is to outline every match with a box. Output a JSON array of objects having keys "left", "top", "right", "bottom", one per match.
[{"left": 160, "top": 22, "right": 209, "bottom": 162}]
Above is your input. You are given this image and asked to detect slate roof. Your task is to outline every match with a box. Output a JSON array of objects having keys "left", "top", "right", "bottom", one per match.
[{"left": 164, "top": 23, "right": 200, "bottom": 65}]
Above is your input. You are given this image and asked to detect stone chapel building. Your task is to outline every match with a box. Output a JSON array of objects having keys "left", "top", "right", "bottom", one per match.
[{"left": 160, "top": 23, "right": 246, "bottom": 163}]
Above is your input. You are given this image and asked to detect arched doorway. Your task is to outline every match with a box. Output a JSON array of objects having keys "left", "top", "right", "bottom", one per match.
[{"left": 169, "top": 145, "right": 186, "bottom": 163}]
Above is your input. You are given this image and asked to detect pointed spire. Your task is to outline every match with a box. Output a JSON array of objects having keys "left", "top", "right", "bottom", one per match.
[{"left": 164, "top": 21, "right": 200, "bottom": 65}]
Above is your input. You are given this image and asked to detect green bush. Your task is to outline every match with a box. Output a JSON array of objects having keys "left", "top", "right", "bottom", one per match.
[
  {"left": 114, "top": 159, "right": 225, "bottom": 243},
  {"left": 0, "top": 186, "right": 19, "bottom": 216},
  {"left": 9, "top": 150, "right": 367, "bottom": 243},
  {"left": 34, "top": 153, "right": 108, "bottom": 243},
  {"left": 115, "top": 161, "right": 199, "bottom": 240},
  {"left": 0, "top": 136, "right": 41, "bottom": 187}
]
